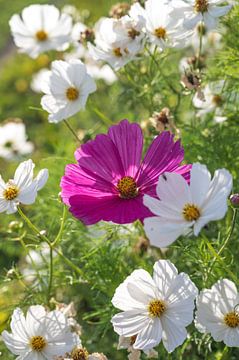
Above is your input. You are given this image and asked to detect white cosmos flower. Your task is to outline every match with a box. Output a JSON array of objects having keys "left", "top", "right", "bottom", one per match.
[
  {"left": 111, "top": 259, "right": 198, "bottom": 353},
  {"left": 143, "top": 163, "right": 232, "bottom": 248},
  {"left": 40, "top": 59, "right": 96, "bottom": 123},
  {"left": 1, "top": 305, "right": 79, "bottom": 360},
  {"left": 193, "top": 81, "right": 227, "bottom": 122},
  {"left": 0, "top": 121, "right": 34, "bottom": 160},
  {"left": 9, "top": 4, "right": 72, "bottom": 58},
  {"left": 88, "top": 17, "right": 142, "bottom": 70},
  {"left": 172, "top": 0, "right": 232, "bottom": 30},
  {"left": 143, "top": 0, "right": 193, "bottom": 49},
  {"left": 195, "top": 279, "right": 239, "bottom": 347},
  {"left": 0, "top": 159, "right": 48, "bottom": 214}
]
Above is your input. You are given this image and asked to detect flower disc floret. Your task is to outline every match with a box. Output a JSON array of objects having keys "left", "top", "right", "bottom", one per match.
[
  {"left": 183, "top": 203, "right": 201, "bottom": 221},
  {"left": 148, "top": 299, "right": 166, "bottom": 318},
  {"left": 194, "top": 0, "right": 209, "bottom": 13},
  {"left": 117, "top": 176, "right": 138, "bottom": 199},
  {"left": 3, "top": 183, "right": 19, "bottom": 200},
  {"left": 36, "top": 30, "right": 48, "bottom": 42},
  {"left": 224, "top": 312, "right": 239, "bottom": 328},
  {"left": 30, "top": 336, "right": 47, "bottom": 351},
  {"left": 71, "top": 347, "right": 89, "bottom": 360},
  {"left": 154, "top": 27, "right": 167, "bottom": 39},
  {"left": 113, "top": 47, "right": 123, "bottom": 57},
  {"left": 66, "top": 87, "right": 79, "bottom": 101}
]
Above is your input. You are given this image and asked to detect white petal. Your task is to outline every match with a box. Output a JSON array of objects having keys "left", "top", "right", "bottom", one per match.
[
  {"left": 161, "top": 316, "right": 187, "bottom": 353},
  {"left": 208, "top": 4, "right": 232, "bottom": 18},
  {"left": 1, "top": 331, "right": 28, "bottom": 355},
  {"left": 25, "top": 305, "right": 46, "bottom": 337},
  {"left": 35, "top": 169, "right": 49, "bottom": 190},
  {"left": 223, "top": 328, "right": 239, "bottom": 347},
  {"left": 144, "top": 217, "right": 190, "bottom": 248},
  {"left": 112, "top": 310, "right": 148, "bottom": 337},
  {"left": 153, "top": 260, "right": 178, "bottom": 298},
  {"left": 190, "top": 163, "right": 211, "bottom": 207},
  {"left": 14, "top": 160, "right": 35, "bottom": 189},
  {"left": 133, "top": 318, "right": 162, "bottom": 351}
]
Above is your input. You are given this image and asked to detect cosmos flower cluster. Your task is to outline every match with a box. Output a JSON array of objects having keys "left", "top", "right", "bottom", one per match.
[{"left": 1, "top": 1, "right": 238, "bottom": 359}]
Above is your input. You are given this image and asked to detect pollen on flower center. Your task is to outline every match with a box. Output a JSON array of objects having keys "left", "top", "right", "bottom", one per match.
[
  {"left": 154, "top": 27, "right": 167, "bottom": 39},
  {"left": 117, "top": 176, "right": 138, "bottom": 199},
  {"left": 66, "top": 87, "right": 79, "bottom": 101},
  {"left": 128, "top": 28, "right": 140, "bottom": 39},
  {"left": 212, "top": 95, "right": 223, "bottom": 106},
  {"left": 113, "top": 47, "right": 123, "bottom": 57},
  {"left": 71, "top": 347, "right": 89, "bottom": 360},
  {"left": 30, "top": 336, "right": 47, "bottom": 351},
  {"left": 3, "top": 183, "right": 19, "bottom": 200},
  {"left": 183, "top": 203, "right": 201, "bottom": 221},
  {"left": 35, "top": 30, "right": 48, "bottom": 42},
  {"left": 194, "top": 0, "right": 209, "bottom": 13},
  {"left": 224, "top": 311, "right": 239, "bottom": 328},
  {"left": 148, "top": 299, "right": 166, "bottom": 317}
]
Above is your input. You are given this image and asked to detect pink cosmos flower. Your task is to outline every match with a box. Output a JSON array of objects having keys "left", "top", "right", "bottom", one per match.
[{"left": 60, "top": 120, "right": 191, "bottom": 225}]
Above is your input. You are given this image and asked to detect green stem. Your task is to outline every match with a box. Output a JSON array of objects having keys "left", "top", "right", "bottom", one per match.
[
  {"left": 209, "top": 209, "right": 237, "bottom": 274},
  {"left": 52, "top": 205, "right": 67, "bottom": 247},
  {"left": 63, "top": 119, "right": 81, "bottom": 142},
  {"left": 205, "top": 239, "right": 239, "bottom": 285},
  {"left": 54, "top": 248, "right": 84, "bottom": 277},
  {"left": 17, "top": 207, "right": 51, "bottom": 246},
  {"left": 47, "top": 245, "right": 53, "bottom": 303},
  {"left": 196, "top": 22, "right": 203, "bottom": 70}
]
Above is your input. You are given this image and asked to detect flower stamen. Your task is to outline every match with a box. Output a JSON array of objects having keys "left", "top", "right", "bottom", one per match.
[
  {"left": 66, "top": 87, "right": 79, "bottom": 101},
  {"left": 148, "top": 299, "right": 166, "bottom": 318},
  {"left": 71, "top": 347, "right": 89, "bottom": 360},
  {"left": 30, "top": 336, "right": 47, "bottom": 351},
  {"left": 113, "top": 47, "right": 123, "bottom": 57},
  {"left": 183, "top": 203, "right": 201, "bottom": 221},
  {"left": 3, "top": 182, "right": 19, "bottom": 200},
  {"left": 154, "top": 27, "right": 167, "bottom": 39},
  {"left": 117, "top": 176, "right": 138, "bottom": 199},
  {"left": 36, "top": 30, "right": 48, "bottom": 42},
  {"left": 224, "top": 311, "right": 239, "bottom": 328},
  {"left": 128, "top": 28, "right": 140, "bottom": 39},
  {"left": 194, "top": 0, "right": 209, "bottom": 13}
]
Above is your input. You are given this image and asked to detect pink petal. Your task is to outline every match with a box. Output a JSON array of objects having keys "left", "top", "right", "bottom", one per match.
[
  {"left": 108, "top": 119, "right": 143, "bottom": 177},
  {"left": 69, "top": 194, "right": 153, "bottom": 225},
  {"left": 74, "top": 134, "right": 124, "bottom": 184},
  {"left": 60, "top": 163, "right": 116, "bottom": 206},
  {"left": 137, "top": 132, "right": 190, "bottom": 195}
]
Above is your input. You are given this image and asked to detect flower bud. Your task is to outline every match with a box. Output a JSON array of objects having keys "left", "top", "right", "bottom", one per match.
[{"left": 230, "top": 193, "right": 239, "bottom": 208}]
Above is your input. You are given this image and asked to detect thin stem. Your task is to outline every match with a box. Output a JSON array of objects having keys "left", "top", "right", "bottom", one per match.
[
  {"left": 54, "top": 248, "right": 84, "bottom": 277},
  {"left": 63, "top": 119, "right": 81, "bottom": 142},
  {"left": 209, "top": 209, "right": 237, "bottom": 274},
  {"left": 205, "top": 239, "right": 239, "bottom": 285},
  {"left": 196, "top": 22, "right": 203, "bottom": 69},
  {"left": 17, "top": 207, "right": 51, "bottom": 246},
  {"left": 47, "top": 245, "right": 53, "bottom": 303},
  {"left": 52, "top": 205, "right": 67, "bottom": 247}
]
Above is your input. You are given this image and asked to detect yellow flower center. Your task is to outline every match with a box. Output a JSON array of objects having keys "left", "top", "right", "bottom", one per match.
[
  {"left": 66, "top": 87, "right": 79, "bottom": 101},
  {"left": 212, "top": 95, "right": 223, "bottom": 106},
  {"left": 113, "top": 47, "right": 123, "bottom": 57},
  {"left": 154, "top": 27, "right": 167, "bottom": 39},
  {"left": 35, "top": 30, "right": 48, "bottom": 42},
  {"left": 148, "top": 299, "right": 166, "bottom": 318},
  {"left": 130, "top": 335, "right": 137, "bottom": 345},
  {"left": 71, "top": 347, "right": 89, "bottom": 360},
  {"left": 224, "top": 312, "right": 239, "bottom": 328},
  {"left": 194, "top": 0, "right": 209, "bottom": 13},
  {"left": 128, "top": 28, "right": 140, "bottom": 39},
  {"left": 3, "top": 183, "right": 19, "bottom": 200},
  {"left": 183, "top": 203, "right": 201, "bottom": 222},
  {"left": 30, "top": 336, "right": 47, "bottom": 352},
  {"left": 117, "top": 176, "right": 138, "bottom": 199}
]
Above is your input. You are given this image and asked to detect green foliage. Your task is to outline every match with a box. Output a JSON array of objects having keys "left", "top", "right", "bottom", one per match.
[{"left": 0, "top": 1, "right": 239, "bottom": 359}]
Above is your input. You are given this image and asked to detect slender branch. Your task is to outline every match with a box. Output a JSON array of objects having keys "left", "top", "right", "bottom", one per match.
[
  {"left": 54, "top": 248, "right": 84, "bottom": 277},
  {"left": 196, "top": 22, "right": 203, "bottom": 70},
  {"left": 47, "top": 245, "right": 53, "bottom": 303},
  {"left": 208, "top": 209, "right": 237, "bottom": 275},
  {"left": 63, "top": 119, "right": 81, "bottom": 142},
  {"left": 52, "top": 205, "right": 67, "bottom": 247}
]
